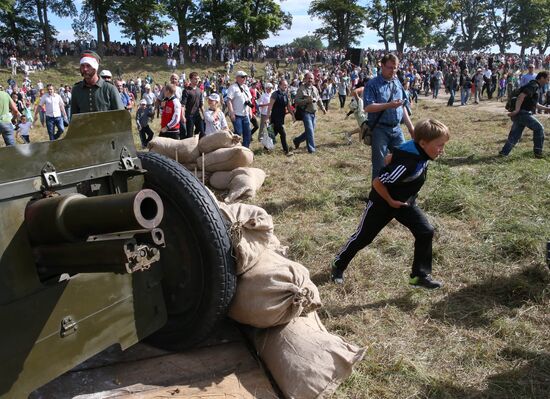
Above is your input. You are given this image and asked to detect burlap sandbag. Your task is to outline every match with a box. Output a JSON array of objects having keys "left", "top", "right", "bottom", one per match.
[
  {"left": 218, "top": 203, "right": 287, "bottom": 275},
  {"left": 198, "top": 130, "right": 241, "bottom": 154},
  {"left": 224, "top": 167, "right": 266, "bottom": 203},
  {"left": 197, "top": 146, "right": 254, "bottom": 172},
  {"left": 252, "top": 312, "right": 366, "bottom": 399},
  {"left": 209, "top": 171, "right": 233, "bottom": 190},
  {"left": 228, "top": 249, "right": 321, "bottom": 327},
  {"left": 147, "top": 135, "right": 200, "bottom": 164}
]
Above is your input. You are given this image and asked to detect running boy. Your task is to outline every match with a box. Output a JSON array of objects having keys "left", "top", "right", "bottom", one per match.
[
  {"left": 331, "top": 119, "right": 450, "bottom": 289},
  {"left": 15, "top": 115, "right": 32, "bottom": 143}
]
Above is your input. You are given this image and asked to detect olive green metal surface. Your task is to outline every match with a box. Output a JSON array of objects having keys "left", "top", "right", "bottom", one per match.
[{"left": 0, "top": 110, "right": 167, "bottom": 398}]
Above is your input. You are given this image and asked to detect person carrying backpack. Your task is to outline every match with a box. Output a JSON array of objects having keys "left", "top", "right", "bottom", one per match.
[{"left": 499, "top": 71, "right": 550, "bottom": 159}]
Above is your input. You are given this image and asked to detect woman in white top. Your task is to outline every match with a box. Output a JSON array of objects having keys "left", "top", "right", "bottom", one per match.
[
  {"left": 257, "top": 82, "right": 273, "bottom": 138},
  {"left": 203, "top": 93, "right": 229, "bottom": 135}
]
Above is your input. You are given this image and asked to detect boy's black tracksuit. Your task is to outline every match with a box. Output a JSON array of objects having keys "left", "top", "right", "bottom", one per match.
[{"left": 334, "top": 140, "right": 434, "bottom": 279}]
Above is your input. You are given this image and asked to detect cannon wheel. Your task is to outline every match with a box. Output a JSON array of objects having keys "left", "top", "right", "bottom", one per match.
[{"left": 139, "top": 152, "right": 236, "bottom": 350}]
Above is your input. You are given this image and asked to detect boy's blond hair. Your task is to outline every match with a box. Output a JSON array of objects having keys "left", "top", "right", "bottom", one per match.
[{"left": 414, "top": 119, "right": 450, "bottom": 142}]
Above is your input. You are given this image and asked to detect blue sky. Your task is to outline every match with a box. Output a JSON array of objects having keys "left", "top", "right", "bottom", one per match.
[{"left": 50, "top": 0, "right": 386, "bottom": 49}]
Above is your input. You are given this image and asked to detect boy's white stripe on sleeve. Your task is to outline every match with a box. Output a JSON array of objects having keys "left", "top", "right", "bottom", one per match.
[{"left": 379, "top": 164, "right": 406, "bottom": 183}]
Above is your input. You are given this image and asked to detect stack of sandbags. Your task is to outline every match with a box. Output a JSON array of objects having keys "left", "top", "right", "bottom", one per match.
[
  {"left": 211, "top": 167, "right": 266, "bottom": 203},
  {"left": 218, "top": 201, "right": 364, "bottom": 398},
  {"left": 251, "top": 312, "right": 366, "bottom": 399},
  {"left": 147, "top": 135, "right": 200, "bottom": 164},
  {"left": 147, "top": 135, "right": 209, "bottom": 182}
]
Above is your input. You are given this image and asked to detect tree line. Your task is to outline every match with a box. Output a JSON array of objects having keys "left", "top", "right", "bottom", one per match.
[{"left": 0, "top": 0, "right": 549, "bottom": 58}]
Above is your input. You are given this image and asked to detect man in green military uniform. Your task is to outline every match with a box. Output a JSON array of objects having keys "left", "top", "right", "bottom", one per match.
[{"left": 71, "top": 51, "right": 124, "bottom": 116}]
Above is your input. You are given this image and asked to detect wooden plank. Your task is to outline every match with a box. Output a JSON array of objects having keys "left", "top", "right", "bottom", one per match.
[{"left": 32, "top": 325, "right": 279, "bottom": 399}]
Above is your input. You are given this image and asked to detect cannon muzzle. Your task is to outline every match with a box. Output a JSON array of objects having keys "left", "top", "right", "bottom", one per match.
[{"left": 25, "top": 189, "right": 164, "bottom": 245}]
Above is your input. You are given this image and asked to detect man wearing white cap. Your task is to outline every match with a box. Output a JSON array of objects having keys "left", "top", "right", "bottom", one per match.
[
  {"left": 71, "top": 50, "right": 124, "bottom": 116},
  {"left": 100, "top": 70, "right": 113, "bottom": 83},
  {"left": 226, "top": 70, "right": 253, "bottom": 147}
]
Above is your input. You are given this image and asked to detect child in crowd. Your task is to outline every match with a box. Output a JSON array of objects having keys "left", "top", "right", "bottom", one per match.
[
  {"left": 331, "top": 119, "right": 450, "bottom": 289},
  {"left": 136, "top": 99, "right": 154, "bottom": 148},
  {"left": 204, "top": 93, "right": 228, "bottom": 135},
  {"left": 15, "top": 114, "right": 32, "bottom": 143}
]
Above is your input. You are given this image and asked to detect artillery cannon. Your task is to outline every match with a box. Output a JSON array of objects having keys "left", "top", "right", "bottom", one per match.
[{"left": 0, "top": 110, "right": 236, "bottom": 398}]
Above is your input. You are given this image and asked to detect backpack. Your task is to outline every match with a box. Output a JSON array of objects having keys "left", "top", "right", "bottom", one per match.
[{"left": 505, "top": 81, "right": 537, "bottom": 112}]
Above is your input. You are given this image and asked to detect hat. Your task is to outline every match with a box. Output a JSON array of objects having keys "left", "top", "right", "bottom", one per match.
[
  {"left": 100, "top": 70, "right": 112, "bottom": 78},
  {"left": 140, "top": 99, "right": 147, "bottom": 105},
  {"left": 235, "top": 70, "right": 247, "bottom": 78},
  {"left": 265, "top": 82, "right": 273, "bottom": 89},
  {"left": 208, "top": 93, "right": 220, "bottom": 102},
  {"left": 80, "top": 50, "right": 101, "bottom": 70},
  {"left": 145, "top": 84, "right": 151, "bottom": 89}
]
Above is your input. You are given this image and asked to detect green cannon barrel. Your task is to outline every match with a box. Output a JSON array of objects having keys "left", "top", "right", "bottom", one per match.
[{"left": 25, "top": 189, "right": 164, "bottom": 245}]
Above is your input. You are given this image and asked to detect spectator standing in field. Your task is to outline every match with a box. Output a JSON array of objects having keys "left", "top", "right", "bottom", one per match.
[
  {"left": 257, "top": 82, "right": 273, "bottom": 138},
  {"left": 267, "top": 79, "right": 295, "bottom": 155},
  {"left": 292, "top": 72, "right": 326, "bottom": 153},
  {"left": 473, "top": 68, "right": 484, "bottom": 104},
  {"left": 337, "top": 72, "right": 349, "bottom": 108},
  {"left": 38, "top": 84, "right": 68, "bottom": 140},
  {"left": 203, "top": 93, "right": 228, "bottom": 135},
  {"left": 331, "top": 119, "right": 450, "bottom": 289},
  {"left": 226, "top": 70, "right": 253, "bottom": 147},
  {"left": 15, "top": 114, "right": 32, "bottom": 143},
  {"left": 136, "top": 99, "right": 154, "bottom": 148},
  {"left": 520, "top": 64, "right": 537, "bottom": 86},
  {"left": 71, "top": 51, "right": 124, "bottom": 115},
  {"left": 116, "top": 80, "right": 132, "bottom": 111},
  {"left": 499, "top": 71, "right": 550, "bottom": 159},
  {"left": 181, "top": 72, "right": 204, "bottom": 138},
  {"left": 460, "top": 69, "right": 472, "bottom": 105},
  {"left": 0, "top": 89, "right": 20, "bottom": 146},
  {"left": 363, "top": 54, "right": 414, "bottom": 179},
  {"left": 159, "top": 83, "right": 181, "bottom": 140}
]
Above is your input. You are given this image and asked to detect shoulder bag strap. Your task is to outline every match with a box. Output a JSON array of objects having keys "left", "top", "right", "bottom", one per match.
[{"left": 370, "top": 81, "right": 396, "bottom": 129}]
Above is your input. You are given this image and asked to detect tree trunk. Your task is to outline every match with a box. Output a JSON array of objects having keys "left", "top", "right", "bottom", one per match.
[
  {"left": 94, "top": 11, "right": 104, "bottom": 56},
  {"left": 102, "top": 21, "right": 110, "bottom": 45},
  {"left": 520, "top": 46, "right": 525, "bottom": 59},
  {"left": 40, "top": 0, "right": 52, "bottom": 57},
  {"left": 135, "top": 33, "right": 142, "bottom": 57}
]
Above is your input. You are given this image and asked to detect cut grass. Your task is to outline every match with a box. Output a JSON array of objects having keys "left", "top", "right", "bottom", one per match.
[{"left": 2, "top": 58, "right": 550, "bottom": 398}]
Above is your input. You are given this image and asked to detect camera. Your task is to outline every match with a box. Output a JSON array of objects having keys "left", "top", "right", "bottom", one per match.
[{"left": 244, "top": 100, "right": 253, "bottom": 107}]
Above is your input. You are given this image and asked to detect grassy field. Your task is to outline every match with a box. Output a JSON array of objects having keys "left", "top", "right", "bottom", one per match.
[{"left": 2, "top": 58, "right": 550, "bottom": 398}]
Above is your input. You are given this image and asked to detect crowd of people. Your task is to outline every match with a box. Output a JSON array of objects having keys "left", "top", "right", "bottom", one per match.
[
  {"left": 1, "top": 46, "right": 549, "bottom": 156},
  {"left": 1, "top": 46, "right": 549, "bottom": 291}
]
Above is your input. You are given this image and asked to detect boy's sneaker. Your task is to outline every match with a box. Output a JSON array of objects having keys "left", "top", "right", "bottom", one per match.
[
  {"left": 409, "top": 275, "right": 442, "bottom": 289},
  {"left": 330, "top": 261, "right": 344, "bottom": 284}
]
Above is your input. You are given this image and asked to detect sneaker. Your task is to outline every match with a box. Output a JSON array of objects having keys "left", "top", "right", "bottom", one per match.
[
  {"left": 534, "top": 152, "right": 544, "bottom": 159},
  {"left": 293, "top": 138, "right": 300, "bottom": 149},
  {"left": 409, "top": 275, "right": 442, "bottom": 289},
  {"left": 285, "top": 151, "right": 294, "bottom": 157},
  {"left": 330, "top": 261, "right": 344, "bottom": 284},
  {"left": 498, "top": 151, "right": 507, "bottom": 157}
]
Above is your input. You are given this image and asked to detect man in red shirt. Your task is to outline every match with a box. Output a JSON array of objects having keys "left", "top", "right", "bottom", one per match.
[{"left": 160, "top": 83, "right": 181, "bottom": 139}]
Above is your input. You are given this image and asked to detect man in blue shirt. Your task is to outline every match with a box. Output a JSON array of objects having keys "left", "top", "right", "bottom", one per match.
[
  {"left": 116, "top": 80, "right": 132, "bottom": 111},
  {"left": 520, "top": 64, "right": 537, "bottom": 87},
  {"left": 363, "top": 54, "right": 415, "bottom": 179}
]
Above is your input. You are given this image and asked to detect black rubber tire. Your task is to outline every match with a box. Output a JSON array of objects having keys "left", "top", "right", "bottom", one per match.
[{"left": 138, "top": 152, "right": 236, "bottom": 350}]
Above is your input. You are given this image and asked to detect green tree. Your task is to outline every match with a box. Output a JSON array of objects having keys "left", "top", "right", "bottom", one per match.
[
  {"left": 161, "top": 0, "right": 204, "bottom": 51},
  {"left": 226, "top": 0, "right": 291, "bottom": 48},
  {"left": 509, "top": 0, "right": 545, "bottom": 58},
  {"left": 200, "top": 0, "right": 234, "bottom": 50},
  {"left": 78, "top": 0, "right": 118, "bottom": 56},
  {"left": 381, "top": 0, "right": 448, "bottom": 53},
  {"left": 115, "top": 0, "right": 172, "bottom": 57},
  {"left": 289, "top": 35, "right": 325, "bottom": 49},
  {"left": 486, "top": 0, "right": 514, "bottom": 54},
  {"left": 0, "top": 0, "right": 14, "bottom": 11},
  {"left": 450, "top": 0, "right": 492, "bottom": 51},
  {"left": 35, "top": 0, "right": 76, "bottom": 56},
  {"left": 533, "top": 5, "right": 550, "bottom": 54},
  {"left": 0, "top": 0, "right": 41, "bottom": 44},
  {"left": 365, "top": 0, "right": 393, "bottom": 51},
  {"left": 309, "top": 0, "right": 366, "bottom": 49}
]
